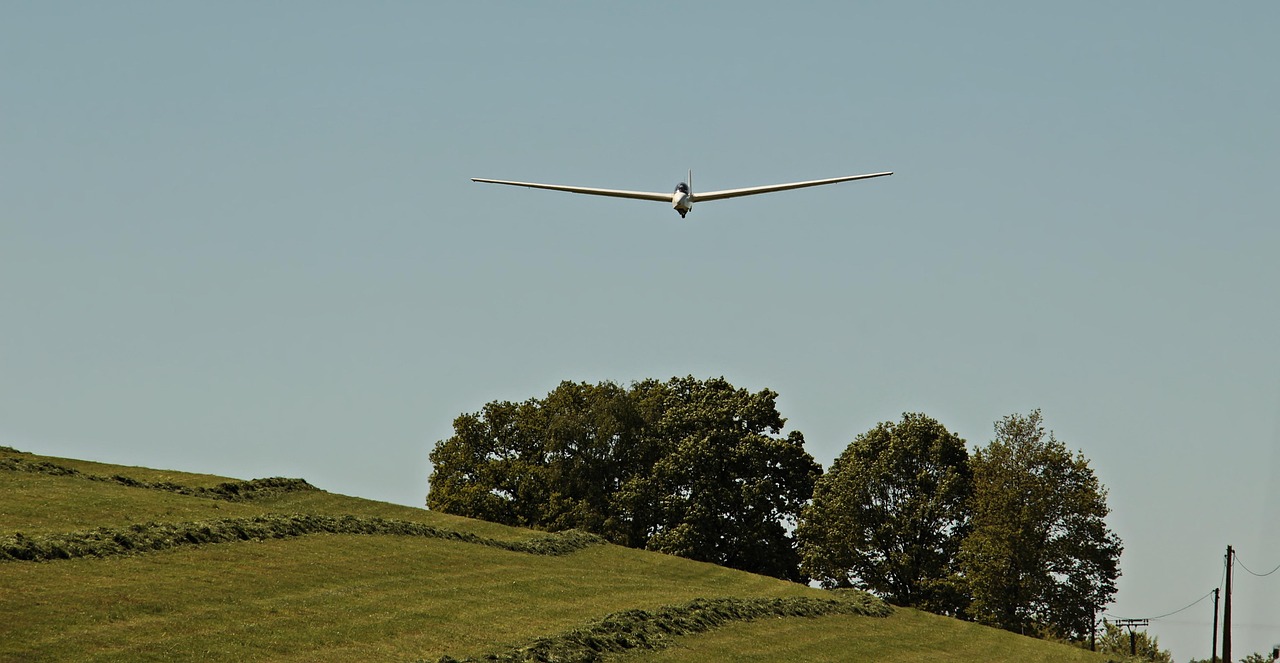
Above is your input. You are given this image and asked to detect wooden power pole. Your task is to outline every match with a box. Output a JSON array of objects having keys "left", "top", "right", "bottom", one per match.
[
  {"left": 1212, "top": 586, "right": 1220, "bottom": 663},
  {"left": 1224, "top": 545, "right": 1234, "bottom": 663}
]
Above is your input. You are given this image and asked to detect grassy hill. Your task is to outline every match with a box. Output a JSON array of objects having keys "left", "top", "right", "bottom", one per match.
[{"left": 0, "top": 446, "right": 1113, "bottom": 662}]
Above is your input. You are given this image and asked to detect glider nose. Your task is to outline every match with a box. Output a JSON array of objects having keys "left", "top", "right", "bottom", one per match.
[{"left": 672, "top": 191, "right": 692, "bottom": 217}]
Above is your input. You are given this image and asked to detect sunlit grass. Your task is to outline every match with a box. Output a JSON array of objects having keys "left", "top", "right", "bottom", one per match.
[
  {"left": 1, "top": 447, "right": 232, "bottom": 487},
  {"left": 0, "top": 449, "right": 538, "bottom": 542},
  {"left": 0, "top": 536, "right": 820, "bottom": 662},
  {"left": 626, "top": 607, "right": 1111, "bottom": 662},
  {"left": 1, "top": 447, "right": 1114, "bottom": 662},
  {"left": 1, "top": 472, "right": 267, "bottom": 534}
]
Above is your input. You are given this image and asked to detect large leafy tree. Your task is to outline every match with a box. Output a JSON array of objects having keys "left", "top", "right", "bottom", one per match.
[
  {"left": 615, "top": 377, "right": 821, "bottom": 581},
  {"left": 427, "top": 376, "right": 820, "bottom": 580},
  {"left": 958, "top": 410, "right": 1122, "bottom": 640},
  {"left": 426, "top": 380, "right": 643, "bottom": 537},
  {"left": 796, "top": 412, "right": 971, "bottom": 613}
]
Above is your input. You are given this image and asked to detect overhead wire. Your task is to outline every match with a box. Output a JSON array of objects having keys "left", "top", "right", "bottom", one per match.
[
  {"left": 1147, "top": 588, "right": 1217, "bottom": 620},
  {"left": 1233, "top": 551, "right": 1280, "bottom": 578},
  {"left": 1104, "top": 587, "right": 1218, "bottom": 623},
  {"left": 1092, "top": 547, "right": 1274, "bottom": 629}
]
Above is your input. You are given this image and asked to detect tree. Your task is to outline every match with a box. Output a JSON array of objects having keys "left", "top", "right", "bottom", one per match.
[
  {"left": 796, "top": 412, "right": 971, "bottom": 614},
  {"left": 615, "top": 377, "right": 821, "bottom": 581},
  {"left": 426, "top": 381, "right": 641, "bottom": 536},
  {"left": 958, "top": 410, "right": 1122, "bottom": 640},
  {"left": 1094, "top": 621, "right": 1172, "bottom": 662},
  {"left": 427, "top": 376, "right": 821, "bottom": 580}
]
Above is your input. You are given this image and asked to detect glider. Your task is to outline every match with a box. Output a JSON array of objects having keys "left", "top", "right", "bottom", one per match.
[{"left": 471, "top": 170, "right": 892, "bottom": 218}]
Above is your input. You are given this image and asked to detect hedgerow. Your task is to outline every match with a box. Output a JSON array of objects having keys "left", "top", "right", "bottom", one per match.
[
  {"left": 0, "top": 515, "right": 603, "bottom": 563},
  {"left": 0, "top": 455, "right": 316, "bottom": 501},
  {"left": 432, "top": 595, "right": 892, "bottom": 662}
]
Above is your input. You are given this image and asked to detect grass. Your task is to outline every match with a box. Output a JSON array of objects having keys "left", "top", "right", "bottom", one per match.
[
  {"left": 1, "top": 535, "right": 822, "bottom": 661},
  {"left": 455, "top": 596, "right": 892, "bottom": 663},
  {"left": 0, "top": 449, "right": 538, "bottom": 541},
  {"left": 623, "top": 607, "right": 1111, "bottom": 662},
  {"left": 0, "top": 447, "right": 234, "bottom": 487},
  {"left": 0, "top": 446, "right": 1114, "bottom": 662}
]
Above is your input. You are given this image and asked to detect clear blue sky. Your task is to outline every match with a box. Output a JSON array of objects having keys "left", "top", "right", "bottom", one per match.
[{"left": 3, "top": 3, "right": 1277, "bottom": 659}]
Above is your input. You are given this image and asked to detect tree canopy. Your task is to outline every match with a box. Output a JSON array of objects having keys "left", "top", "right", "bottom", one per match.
[
  {"left": 957, "top": 410, "right": 1122, "bottom": 640},
  {"left": 426, "top": 376, "right": 820, "bottom": 580},
  {"left": 796, "top": 412, "right": 971, "bottom": 614},
  {"left": 431, "top": 389, "right": 1126, "bottom": 627}
]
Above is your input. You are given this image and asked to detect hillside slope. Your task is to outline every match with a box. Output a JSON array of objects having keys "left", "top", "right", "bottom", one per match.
[{"left": 0, "top": 447, "right": 1111, "bottom": 662}]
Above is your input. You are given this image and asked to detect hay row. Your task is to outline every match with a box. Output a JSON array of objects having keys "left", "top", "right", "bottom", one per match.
[
  {"left": 0, "top": 454, "right": 317, "bottom": 501},
  {"left": 434, "top": 595, "right": 892, "bottom": 662},
  {"left": 0, "top": 514, "right": 603, "bottom": 563}
]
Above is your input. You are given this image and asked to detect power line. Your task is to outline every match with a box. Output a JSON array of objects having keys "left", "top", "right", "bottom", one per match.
[
  {"left": 1106, "top": 588, "right": 1218, "bottom": 623},
  {"left": 1234, "top": 551, "right": 1280, "bottom": 578},
  {"left": 1148, "top": 589, "right": 1217, "bottom": 620},
  {"left": 1102, "top": 546, "right": 1276, "bottom": 653}
]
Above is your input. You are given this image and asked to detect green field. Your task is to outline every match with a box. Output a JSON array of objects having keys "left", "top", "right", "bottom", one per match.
[
  {"left": 624, "top": 608, "right": 1111, "bottom": 662},
  {"left": 0, "top": 446, "right": 1113, "bottom": 662}
]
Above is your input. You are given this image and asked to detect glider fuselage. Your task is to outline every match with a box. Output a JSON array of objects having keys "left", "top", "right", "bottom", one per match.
[{"left": 673, "top": 182, "right": 692, "bottom": 218}]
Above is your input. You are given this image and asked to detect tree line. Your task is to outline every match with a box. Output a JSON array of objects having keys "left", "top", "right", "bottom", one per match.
[{"left": 426, "top": 376, "right": 1122, "bottom": 642}]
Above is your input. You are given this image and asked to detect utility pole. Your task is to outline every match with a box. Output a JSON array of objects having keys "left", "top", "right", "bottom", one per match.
[
  {"left": 1090, "top": 604, "right": 1097, "bottom": 652},
  {"left": 1115, "top": 619, "right": 1150, "bottom": 657},
  {"left": 1224, "top": 545, "right": 1234, "bottom": 663},
  {"left": 1212, "top": 587, "right": 1220, "bottom": 663}
]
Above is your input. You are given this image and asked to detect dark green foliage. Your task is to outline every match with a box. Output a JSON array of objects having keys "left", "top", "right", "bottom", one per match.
[
  {"left": 428, "top": 381, "right": 643, "bottom": 536},
  {"left": 796, "top": 410, "right": 1122, "bottom": 645},
  {"left": 0, "top": 515, "right": 603, "bottom": 562},
  {"left": 797, "top": 413, "right": 971, "bottom": 614},
  {"left": 0, "top": 455, "right": 317, "bottom": 501},
  {"left": 958, "top": 410, "right": 1121, "bottom": 640},
  {"left": 619, "top": 377, "right": 821, "bottom": 581},
  {"left": 427, "top": 377, "right": 821, "bottom": 580},
  {"left": 434, "top": 594, "right": 892, "bottom": 663}
]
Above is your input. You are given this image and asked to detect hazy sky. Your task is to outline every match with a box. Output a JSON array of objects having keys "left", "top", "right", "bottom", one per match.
[{"left": 3, "top": 2, "right": 1277, "bottom": 659}]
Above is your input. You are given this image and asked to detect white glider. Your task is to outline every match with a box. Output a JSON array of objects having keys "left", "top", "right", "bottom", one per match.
[{"left": 471, "top": 170, "right": 892, "bottom": 218}]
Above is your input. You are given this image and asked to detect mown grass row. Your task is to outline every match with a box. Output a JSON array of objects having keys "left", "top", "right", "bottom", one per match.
[
  {"left": 630, "top": 607, "right": 1116, "bottom": 663},
  {"left": 434, "top": 595, "right": 892, "bottom": 663},
  {"left": 0, "top": 514, "right": 604, "bottom": 562},
  {"left": 0, "top": 453, "right": 317, "bottom": 501}
]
